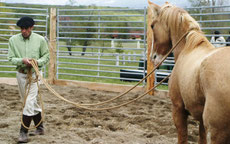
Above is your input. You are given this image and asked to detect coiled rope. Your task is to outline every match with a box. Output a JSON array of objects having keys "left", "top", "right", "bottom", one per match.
[{"left": 21, "top": 63, "right": 44, "bottom": 130}]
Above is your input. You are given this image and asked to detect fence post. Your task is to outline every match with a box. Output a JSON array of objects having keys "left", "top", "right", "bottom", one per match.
[
  {"left": 128, "top": 52, "right": 131, "bottom": 63},
  {"left": 48, "top": 8, "right": 57, "bottom": 84},
  {"left": 146, "top": 6, "right": 155, "bottom": 95},
  {"left": 133, "top": 52, "right": 136, "bottom": 61},
  {"left": 137, "top": 40, "right": 140, "bottom": 49},
  {"left": 116, "top": 53, "right": 119, "bottom": 66},
  {"left": 122, "top": 53, "right": 125, "bottom": 65}
]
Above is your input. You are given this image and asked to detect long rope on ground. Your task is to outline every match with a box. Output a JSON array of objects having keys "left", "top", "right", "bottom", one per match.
[
  {"left": 31, "top": 58, "right": 170, "bottom": 111},
  {"left": 43, "top": 32, "right": 188, "bottom": 107}
]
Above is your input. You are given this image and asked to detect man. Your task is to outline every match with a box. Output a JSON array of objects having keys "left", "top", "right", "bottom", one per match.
[
  {"left": 8, "top": 16, "right": 50, "bottom": 143},
  {"left": 210, "top": 30, "right": 226, "bottom": 48}
]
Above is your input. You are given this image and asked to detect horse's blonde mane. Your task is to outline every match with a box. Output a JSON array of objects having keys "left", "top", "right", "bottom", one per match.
[
  {"left": 158, "top": 4, "right": 212, "bottom": 50},
  {"left": 185, "top": 31, "right": 214, "bottom": 51},
  {"left": 159, "top": 4, "right": 200, "bottom": 34}
]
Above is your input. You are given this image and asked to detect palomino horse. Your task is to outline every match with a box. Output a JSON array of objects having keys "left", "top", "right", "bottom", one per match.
[{"left": 148, "top": 1, "right": 230, "bottom": 144}]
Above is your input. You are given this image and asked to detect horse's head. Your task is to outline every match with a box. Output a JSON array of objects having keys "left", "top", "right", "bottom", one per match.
[
  {"left": 148, "top": 1, "right": 172, "bottom": 65},
  {"left": 148, "top": 0, "right": 201, "bottom": 65}
]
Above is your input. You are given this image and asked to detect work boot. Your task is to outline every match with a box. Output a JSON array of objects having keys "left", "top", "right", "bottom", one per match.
[
  {"left": 29, "top": 112, "right": 44, "bottom": 136},
  {"left": 29, "top": 123, "right": 44, "bottom": 136},
  {"left": 18, "top": 115, "right": 32, "bottom": 143},
  {"left": 18, "top": 131, "right": 28, "bottom": 143}
]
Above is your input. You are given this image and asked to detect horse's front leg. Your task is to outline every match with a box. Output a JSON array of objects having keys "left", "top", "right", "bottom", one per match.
[
  {"left": 172, "top": 102, "right": 188, "bottom": 144},
  {"left": 198, "top": 120, "right": 206, "bottom": 144}
]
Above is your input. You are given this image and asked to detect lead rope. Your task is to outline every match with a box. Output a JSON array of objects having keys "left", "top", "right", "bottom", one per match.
[
  {"left": 28, "top": 31, "right": 188, "bottom": 111},
  {"left": 21, "top": 62, "right": 45, "bottom": 130},
  {"left": 43, "top": 32, "right": 189, "bottom": 107},
  {"left": 31, "top": 58, "right": 170, "bottom": 111}
]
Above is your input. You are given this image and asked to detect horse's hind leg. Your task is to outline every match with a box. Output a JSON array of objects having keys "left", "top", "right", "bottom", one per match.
[
  {"left": 172, "top": 102, "right": 188, "bottom": 144},
  {"left": 203, "top": 98, "right": 230, "bottom": 144},
  {"left": 203, "top": 115, "right": 230, "bottom": 143},
  {"left": 205, "top": 128, "right": 230, "bottom": 144}
]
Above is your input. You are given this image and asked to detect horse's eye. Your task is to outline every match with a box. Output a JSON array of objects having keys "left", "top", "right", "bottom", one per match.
[{"left": 151, "top": 24, "right": 154, "bottom": 29}]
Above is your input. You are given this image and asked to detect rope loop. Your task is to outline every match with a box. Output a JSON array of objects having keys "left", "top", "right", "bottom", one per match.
[{"left": 21, "top": 59, "right": 44, "bottom": 130}]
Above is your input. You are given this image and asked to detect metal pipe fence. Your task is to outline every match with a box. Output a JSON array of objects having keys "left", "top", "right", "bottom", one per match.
[
  {"left": 56, "top": 8, "right": 147, "bottom": 84},
  {"left": 55, "top": 5, "right": 230, "bottom": 86}
]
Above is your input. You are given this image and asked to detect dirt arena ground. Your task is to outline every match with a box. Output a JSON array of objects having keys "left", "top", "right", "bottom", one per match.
[{"left": 0, "top": 83, "right": 199, "bottom": 144}]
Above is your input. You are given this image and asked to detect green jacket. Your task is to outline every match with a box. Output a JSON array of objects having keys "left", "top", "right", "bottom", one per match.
[{"left": 8, "top": 32, "right": 50, "bottom": 71}]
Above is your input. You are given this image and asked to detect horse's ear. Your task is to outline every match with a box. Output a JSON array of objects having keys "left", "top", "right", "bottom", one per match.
[
  {"left": 148, "top": 0, "right": 153, "bottom": 5},
  {"left": 165, "top": 1, "right": 169, "bottom": 4},
  {"left": 148, "top": 0, "right": 160, "bottom": 16}
]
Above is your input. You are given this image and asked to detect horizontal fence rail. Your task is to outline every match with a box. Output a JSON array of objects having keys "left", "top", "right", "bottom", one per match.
[{"left": 59, "top": 26, "right": 145, "bottom": 29}]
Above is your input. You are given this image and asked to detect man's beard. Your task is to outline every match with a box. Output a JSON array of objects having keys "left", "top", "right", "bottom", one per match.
[{"left": 22, "top": 33, "right": 31, "bottom": 39}]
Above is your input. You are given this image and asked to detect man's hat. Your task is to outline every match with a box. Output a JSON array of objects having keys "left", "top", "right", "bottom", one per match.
[{"left": 16, "top": 16, "right": 35, "bottom": 28}]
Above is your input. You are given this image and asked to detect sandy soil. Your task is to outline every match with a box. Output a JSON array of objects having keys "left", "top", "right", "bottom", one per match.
[{"left": 0, "top": 83, "right": 199, "bottom": 144}]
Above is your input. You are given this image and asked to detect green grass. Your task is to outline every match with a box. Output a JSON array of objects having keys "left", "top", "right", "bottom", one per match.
[{"left": 156, "top": 85, "right": 168, "bottom": 90}]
